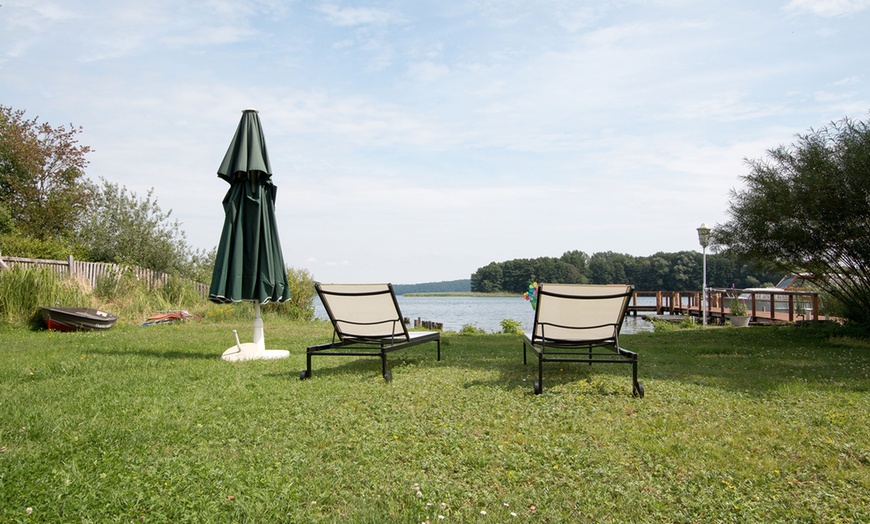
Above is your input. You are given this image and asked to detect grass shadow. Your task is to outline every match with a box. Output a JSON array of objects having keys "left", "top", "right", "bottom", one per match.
[
  {"left": 421, "top": 326, "right": 870, "bottom": 398},
  {"left": 85, "top": 348, "right": 221, "bottom": 360}
]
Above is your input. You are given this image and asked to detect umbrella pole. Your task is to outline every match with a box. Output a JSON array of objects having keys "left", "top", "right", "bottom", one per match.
[{"left": 253, "top": 302, "right": 265, "bottom": 354}]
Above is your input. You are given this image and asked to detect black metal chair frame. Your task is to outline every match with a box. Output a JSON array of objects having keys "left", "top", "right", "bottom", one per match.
[
  {"left": 301, "top": 284, "right": 441, "bottom": 382},
  {"left": 522, "top": 285, "right": 643, "bottom": 397}
]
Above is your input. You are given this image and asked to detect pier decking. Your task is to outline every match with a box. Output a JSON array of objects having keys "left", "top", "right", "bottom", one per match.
[{"left": 627, "top": 288, "right": 821, "bottom": 325}]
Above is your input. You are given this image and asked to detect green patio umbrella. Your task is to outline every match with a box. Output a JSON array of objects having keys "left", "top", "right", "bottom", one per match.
[{"left": 209, "top": 109, "right": 290, "bottom": 361}]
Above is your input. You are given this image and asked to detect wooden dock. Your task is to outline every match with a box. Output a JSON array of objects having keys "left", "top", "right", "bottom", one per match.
[{"left": 627, "top": 288, "right": 821, "bottom": 325}]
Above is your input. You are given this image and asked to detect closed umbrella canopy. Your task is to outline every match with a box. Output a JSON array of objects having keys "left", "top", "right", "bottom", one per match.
[{"left": 209, "top": 109, "right": 290, "bottom": 305}]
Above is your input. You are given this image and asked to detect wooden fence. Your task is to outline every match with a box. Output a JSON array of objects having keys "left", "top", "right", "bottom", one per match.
[{"left": 0, "top": 254, "right": 209, "bottom": 297}]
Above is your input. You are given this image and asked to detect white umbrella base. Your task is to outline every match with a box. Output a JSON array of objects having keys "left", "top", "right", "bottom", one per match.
[{"left": 221, "top": 342, "right": 289, "bottom": 362}]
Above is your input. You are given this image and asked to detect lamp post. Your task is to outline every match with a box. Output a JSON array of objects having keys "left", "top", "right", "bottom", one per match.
[{"left": 697, "top": 223, "right": 712, "bottom": 326}]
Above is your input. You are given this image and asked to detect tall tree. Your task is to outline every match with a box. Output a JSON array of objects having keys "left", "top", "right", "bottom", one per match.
[
  {"left": 76, "top": 178, "right": 199, "bottom": 276},
  {"left": 0, "top": 105, "right": 92, "bottom": 240},
  {"left": 560, "top": 250, "right": 590, "bottom": 282},
  {"left": 589, "top": 251, "right": 631, "bottom": 284},
  {"left": 470, "top": 261, "right": 503, "bottom": 292},
  {"left": 714, "top": 115, "right": 870, "bottom": 323}
]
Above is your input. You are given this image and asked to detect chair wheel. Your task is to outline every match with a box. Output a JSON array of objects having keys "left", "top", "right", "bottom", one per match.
[
  {"left": 299, "top": 370, "right": 310, "bottom": 380},
  {"left": 534, "top": 380, "right": 542, "bottom": 395},
  {"left": 383, "top": 371, "right": 393, "bottom": 382},
  {"left": 633, "top": 381, "right": 644, "bottom": 398}
]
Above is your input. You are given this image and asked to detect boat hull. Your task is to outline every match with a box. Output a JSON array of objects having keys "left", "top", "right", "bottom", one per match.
[{"left": 40, "top": 307, "right": 118, "bottom": 332}]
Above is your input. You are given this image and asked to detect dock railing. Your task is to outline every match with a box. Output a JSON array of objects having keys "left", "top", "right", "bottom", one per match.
[
  {"left": 627, "top": 290, "right": 685, "bottom": 315},
  {"left": 628, "top": 288, "right": 820, "bottom": 324},
  {"left": 662, "top": 288, "right": 819, "bottom": 324}
]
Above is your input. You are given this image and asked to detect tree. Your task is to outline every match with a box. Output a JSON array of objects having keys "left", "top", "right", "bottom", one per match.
[
  {"left": 560, "top": 250, "right": 590, "bottom": 281},
  {"left": 471, "top": 262, "right": 503, "bottom": 292},
  {"left": 714, "top": 115, "right": 870, "bottom": 324},
  {"left": 588, "top": 251, "right": 631, "bottom": 284},
  {"left": 502, "top": 258, "right": 535, "bottom": 292},
  {"left": 470, "top": 250, "right": 784, "bottom": 292},
  {"left": 0, "top": 105, "right": 92, "bottom": 241},
  {"left": 76, "top": 178, "right": 202, "bottom": 276},
  {"left": 534, "top": 257, "right": 583, "bottom": 285}
]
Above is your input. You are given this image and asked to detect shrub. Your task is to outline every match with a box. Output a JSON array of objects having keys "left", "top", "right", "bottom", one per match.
[
  {"left": 459, "top": 323, "right": 487, "bottom": 335},
  {"left": 730, "top": 298, "right": 748, "bottom": 316},
  {"left": 500, "top": 318, "right": 523, "bottom": 334},
  {"left": 262, "top": 267, "right": 316, "bottom": 321},
  {"left": 650, "top": 316, "right": 699, "bottom": 333},
  {"left": 285, "top": 267, "right": 315, "bottom": 320}
]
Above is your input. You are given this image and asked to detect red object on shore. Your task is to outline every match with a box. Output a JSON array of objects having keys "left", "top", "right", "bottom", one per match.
[
  {"left": 40, "top": 307, "right": 118, "bottom": 332},
  {"left": 142, "top": 310, "right": 200, "bottom": 326}
]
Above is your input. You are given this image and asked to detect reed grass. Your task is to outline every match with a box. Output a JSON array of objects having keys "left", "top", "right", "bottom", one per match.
[
  {"left": 0, "top": 268, "right": 89, "bottom": 327},
  {"left": 1, "top": 320, "right": 868, "bottom": 522},
  {"left": 0, "top": 266, "right": 314, "bottom": 330}
]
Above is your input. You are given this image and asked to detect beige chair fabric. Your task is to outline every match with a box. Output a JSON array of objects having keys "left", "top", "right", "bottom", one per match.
[
  {"left": 522, "top": 283, "right": 642, "bottom": 397},
  {"left": 317, "top": 284, "right": 409, "bottom": 339},
  {"left": 527, "top": 284, "right": 632, "bottom": 344},
  {"left": 302, "top": 283, "right": 441, "bottom": 381}
]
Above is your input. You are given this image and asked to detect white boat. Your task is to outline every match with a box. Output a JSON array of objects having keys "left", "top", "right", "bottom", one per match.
[{"left": 736, "top": 275, "right": 814, "bottom": 313}]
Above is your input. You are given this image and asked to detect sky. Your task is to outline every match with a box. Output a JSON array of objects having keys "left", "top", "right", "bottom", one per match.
[{"left": 2, "top": 1, "right": 869, "bottom": 284}]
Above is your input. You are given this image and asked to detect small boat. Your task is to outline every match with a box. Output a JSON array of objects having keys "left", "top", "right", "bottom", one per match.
[
  {"left": 736, "top": 274, "right": 815, "bottom": 313},
  {"left": 40, "top": 307, "right": 119, "bottom": 332}
]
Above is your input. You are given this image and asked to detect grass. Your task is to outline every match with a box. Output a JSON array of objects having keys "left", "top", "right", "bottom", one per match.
[{"left": 1, "top": 320, "right": 869, "bottom": 522}]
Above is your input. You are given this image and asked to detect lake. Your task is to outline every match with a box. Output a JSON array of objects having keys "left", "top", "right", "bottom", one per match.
[{"left": 314, "top": 295, "right": 658, "bottom": 334}]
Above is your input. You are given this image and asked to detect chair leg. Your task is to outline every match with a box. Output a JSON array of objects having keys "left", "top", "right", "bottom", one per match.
[
  {"left": 436, "top": 339, "right": 441, "bottom": 361},
  {"left": 381, "top": 352, "right": 392, "bottom": 382},
  {"left": 631, "top": 358, "right": 644, "bottom": 398},
  {"left": 300, "top": 352, "right": 312, "bottom": 380},
  {"left": 534, "top": 353, "right": 543, "bottom": 395}
]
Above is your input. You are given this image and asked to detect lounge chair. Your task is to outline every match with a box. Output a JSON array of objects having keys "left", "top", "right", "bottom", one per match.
[
  {"left": 300, "top": 283, "right": 441, "bottom": 381},
  {"left": 522, "top": 283, "right": 643, "bottom": 397}
]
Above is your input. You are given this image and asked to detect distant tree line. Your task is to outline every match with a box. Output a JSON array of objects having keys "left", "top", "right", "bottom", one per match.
[
  {"left": 471, "top": 250, "right": 783, "bottom": 293},
  {"left": 393, "top": 279, "right": 471, "bottom": 294}
]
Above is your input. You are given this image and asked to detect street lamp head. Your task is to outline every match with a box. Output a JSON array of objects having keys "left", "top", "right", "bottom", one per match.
[{"left": 697, "top": 223, "right": 712, "bottom": 248}]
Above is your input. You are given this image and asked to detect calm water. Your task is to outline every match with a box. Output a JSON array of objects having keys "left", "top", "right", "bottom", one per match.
[{"left": 313, "top": 295, "right": 658, "bottom": 334}]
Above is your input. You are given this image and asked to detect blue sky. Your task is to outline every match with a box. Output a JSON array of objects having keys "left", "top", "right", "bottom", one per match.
[{"left": 2, "top": 1, "right": 869, "bottom": 284}]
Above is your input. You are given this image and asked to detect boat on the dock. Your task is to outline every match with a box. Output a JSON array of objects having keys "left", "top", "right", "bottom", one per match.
[
  {"left": 736, "top": 274, "right": 814, "bottom": 312},
  {"left": 40, "top": 307, "right": 118, "bottom": 332}
]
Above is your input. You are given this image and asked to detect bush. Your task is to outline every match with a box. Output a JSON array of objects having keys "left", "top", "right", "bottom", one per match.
[
  {"left": 650, "top": 316, "right": 699, "bottom": 333},
  {"left": 459, "top": 323, "right": 487, "bottom": 335},
  {"left": 285, "top": 267, "right": 316, "bottom": 320},
  {"left": 500, "top": 318, "right": 523, "bottom": 334},
  {"left": 262, "top": 267, "right": 316, "bottom": 321},
  {"left": 730, "top": 298, "right": 748, "bottom": 316}
]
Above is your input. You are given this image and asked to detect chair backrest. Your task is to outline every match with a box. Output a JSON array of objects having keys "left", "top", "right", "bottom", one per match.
[
  {"left": 532, "top": 284, "right": 634, "bottom": 343},
  {"left": 316, "top": 283, "right": 410, "bottom": 341}
]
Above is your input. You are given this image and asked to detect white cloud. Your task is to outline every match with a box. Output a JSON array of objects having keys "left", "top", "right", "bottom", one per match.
[
  {"left": 406, "top": 61, "right": 450, "bottom": 83},
  {"left": 2, "top": 0, "right": 868, "bottom": 283},
  {"left": 784, "top": 0, "right": 870, "bottom": 17},
  {"left": 316, "top": 4, "right": 406, "bottom": 26}
]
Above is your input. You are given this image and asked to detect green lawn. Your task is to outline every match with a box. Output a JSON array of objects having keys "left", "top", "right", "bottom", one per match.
[{"left": 1, "top": 320, "right": 868, "bottom": 523}]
